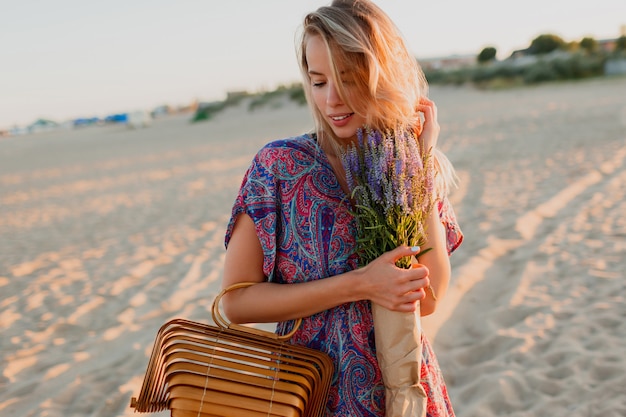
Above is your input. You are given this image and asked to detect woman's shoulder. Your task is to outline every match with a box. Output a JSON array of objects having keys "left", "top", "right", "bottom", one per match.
[
  {"left": 255, "top": 133, "right": 319, "bottom": 164},
  {"left": 261, "top": 133, "right": 316, "bottom": 152}
]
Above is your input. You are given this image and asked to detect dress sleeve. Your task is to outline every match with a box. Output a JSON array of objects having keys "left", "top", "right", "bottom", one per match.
[
  {"left": 438, "top": 196, "right": 463, "bottom": 255},
  {"left": 224, "top": 148, "right": 279, "bottom": 280}
]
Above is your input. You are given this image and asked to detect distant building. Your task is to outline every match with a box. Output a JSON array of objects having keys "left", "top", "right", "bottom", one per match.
[
  {"left": 151, "top": 105, "right": 171, "bottom": 118},
  {"left": 505, "top": 49, "right": 572, "bottom": 67},
  {"left": 226, "top": 90, "right": 251, "bottom": 101},
  {"left": 509, "top": 48, "right": 531, "bottom": 59},
  {"left": 598, "top": 38, "right": 618, "bottom": 53},
  {"left": 605, "top": 59, "right": 626, "bottom": 75},
  {"left": 127, "top": 111, "right": 152, "bottom": 129},
  {"left": 72, "top": 117, "right": 100, "bottom": 128},
  {"left": 418, "top": 54, "right": 476, "bottom": 71},
  {"left": 27, "top": 118, "right": 59, "bottom": 134}
]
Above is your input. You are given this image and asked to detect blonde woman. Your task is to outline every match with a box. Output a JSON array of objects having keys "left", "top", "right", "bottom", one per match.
[{"left": 222, "top": 1, "right": 463, "bottom": 415}]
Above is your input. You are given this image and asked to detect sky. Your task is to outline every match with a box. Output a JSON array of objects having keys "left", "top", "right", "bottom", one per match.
[{"left": 1, "top": 0, "right": 624, "bottom": 129}]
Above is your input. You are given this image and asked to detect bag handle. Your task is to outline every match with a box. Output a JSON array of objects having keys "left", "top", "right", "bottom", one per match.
[{"left": 211, "top": 281, "right": 302, "bottom": 341}]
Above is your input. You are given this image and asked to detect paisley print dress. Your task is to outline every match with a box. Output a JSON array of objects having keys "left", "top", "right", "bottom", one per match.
[{"left": 225, "top": 133, "right": 463, "bottom": 416}]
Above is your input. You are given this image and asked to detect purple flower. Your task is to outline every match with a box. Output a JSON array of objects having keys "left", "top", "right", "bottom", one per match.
[{"left": 340, "top": 126, "right": 435, "bottom": 267}]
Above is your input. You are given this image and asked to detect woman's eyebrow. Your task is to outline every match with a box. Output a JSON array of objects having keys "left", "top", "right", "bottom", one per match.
[{"left": 308, "top": 70, "right": 348, "bottom": 75}]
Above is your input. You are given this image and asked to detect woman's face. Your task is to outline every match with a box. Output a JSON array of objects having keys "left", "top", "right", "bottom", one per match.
[{"left": 305, "top": 35, "right": 366, "bottom": 144}]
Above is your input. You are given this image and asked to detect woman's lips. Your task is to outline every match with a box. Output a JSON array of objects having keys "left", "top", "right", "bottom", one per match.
[{"left": 329, "top": 113, "right": 354, "bottom": 127}]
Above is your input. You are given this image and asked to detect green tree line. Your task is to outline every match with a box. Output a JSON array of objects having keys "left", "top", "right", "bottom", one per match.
[{"left": 427, "top": 33, "right": 626, "bottom": 88}]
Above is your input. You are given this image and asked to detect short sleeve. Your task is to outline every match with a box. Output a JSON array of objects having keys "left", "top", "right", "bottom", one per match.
[
  {"left": 438, "top": 196, "right": 463, "bottom": 255},
  {"left": 224, "top": 148, "right": 279, "bottom": 280}
]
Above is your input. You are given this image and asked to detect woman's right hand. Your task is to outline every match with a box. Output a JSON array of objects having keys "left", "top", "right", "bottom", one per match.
[
  {"left": 355, "top": 246, "right": 430, "bottom": 312},
  {"left": 416, "top": 97, "right": 440, "bottom": 152},
  {"left": 223, "top": 214, "right": 432, "bottom": 322}
]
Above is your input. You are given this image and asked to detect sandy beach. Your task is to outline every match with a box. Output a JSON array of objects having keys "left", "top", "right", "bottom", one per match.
[{"left": 1, "top": 77, "right": 625, "bottom": 417}]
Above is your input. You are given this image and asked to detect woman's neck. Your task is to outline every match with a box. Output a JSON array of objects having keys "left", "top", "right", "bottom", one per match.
[{"left": 318, "top": 131, "right": 351, "bottom": 197}]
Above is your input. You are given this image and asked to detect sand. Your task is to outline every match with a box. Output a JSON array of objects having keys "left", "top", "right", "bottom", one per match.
[{"left": 1, "top": 77, "right": 625, "bottom": 417}]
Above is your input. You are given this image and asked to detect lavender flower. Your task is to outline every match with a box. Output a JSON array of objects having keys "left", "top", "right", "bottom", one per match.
[{"left": 340, "top": 127, "right": 435, "bottom": 268}]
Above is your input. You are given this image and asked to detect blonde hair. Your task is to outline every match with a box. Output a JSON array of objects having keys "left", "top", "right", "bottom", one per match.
[{"left": 297, "top": 0, "right": 458, "bottom": 196}]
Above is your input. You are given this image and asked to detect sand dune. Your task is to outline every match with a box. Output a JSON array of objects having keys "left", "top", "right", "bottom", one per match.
[{"left": 1, "top": 77, "right": 625, "bottom": 416}]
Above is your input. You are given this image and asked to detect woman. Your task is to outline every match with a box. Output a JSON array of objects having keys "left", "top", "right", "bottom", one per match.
[{"left": 222, "top": 0, "right": 463, "bottom": 415}]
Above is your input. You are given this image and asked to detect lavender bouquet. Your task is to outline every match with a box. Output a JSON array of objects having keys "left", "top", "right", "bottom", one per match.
[
  {"left": 341, "top": 126, "right": 436, "bottom": 416},
  {"left": 341, "top": 127, "right": 435, "bottom": 268}
]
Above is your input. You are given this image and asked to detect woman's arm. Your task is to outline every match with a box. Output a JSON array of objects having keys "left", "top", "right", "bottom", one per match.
[
  {"left": 415, "top": 208, "right": 451, "bottom": 316},
  {"left": 414, "top": 96, "right": 453, "bottom": 316},
  {"left": 222, "top": 213, "right": 432, "bottom": 324}
]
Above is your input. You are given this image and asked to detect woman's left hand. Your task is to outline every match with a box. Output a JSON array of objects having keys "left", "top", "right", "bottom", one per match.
[{"left": 416, "top": 97, "right": 440, "bottom": 152}]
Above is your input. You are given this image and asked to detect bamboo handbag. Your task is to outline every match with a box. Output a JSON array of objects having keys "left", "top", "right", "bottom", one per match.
[{"left": 130, "top": 282, "right": 334, "bottom": 417}]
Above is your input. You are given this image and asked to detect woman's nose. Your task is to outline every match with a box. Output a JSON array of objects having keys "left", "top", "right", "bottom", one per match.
[{"left": 326, "top": 83, "right": 341, "bottom": 106}]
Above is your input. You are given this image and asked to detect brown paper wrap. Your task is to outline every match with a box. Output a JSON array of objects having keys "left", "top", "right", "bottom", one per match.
[{"left": 372, "top": 303, "right": 427, "bottom": 417}]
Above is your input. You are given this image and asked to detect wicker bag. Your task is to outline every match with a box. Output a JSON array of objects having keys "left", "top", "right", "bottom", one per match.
[{"left": 130, "top": 282, "right": 334, "bottom": 417}]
